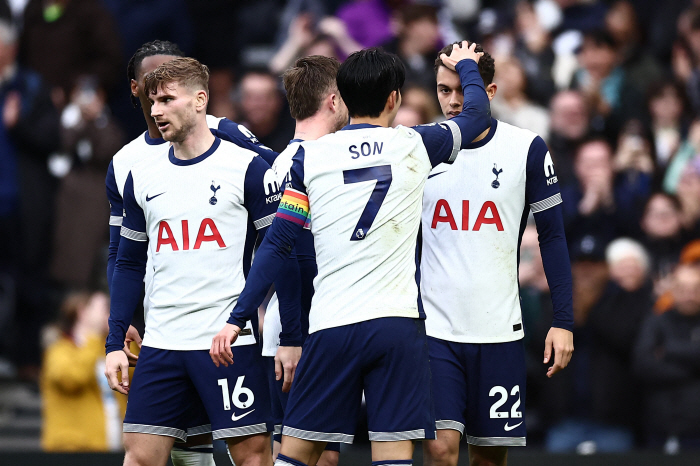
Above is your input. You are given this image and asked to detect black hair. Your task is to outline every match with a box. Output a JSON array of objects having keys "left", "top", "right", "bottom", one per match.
[
  {"left": 580, "top": 29, "right": 617, "bottom": 51},
  {"left": 127, "top": 40, "right": 185, "bottom": 107},
  {"left": 336, "top": 48, "right": 405, "bottom": 118},
  {"left": 434, "top": 41, "right": 495, "bottom": 86}
]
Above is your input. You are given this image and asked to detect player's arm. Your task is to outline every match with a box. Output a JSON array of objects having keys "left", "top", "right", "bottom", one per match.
[
  {"left": 105, "top": 160, "right": 122, "bottom": 291},
  {"left": 526, "top": 136, "right": 574, "bottom": 378},
  {"left": 214, "top": 118, "right": 279, "bottom": 166},
  {"left": 414, "top": 41, "right": 491, "bottom": 167},
  {"left": 105, "top": 161, "right": 142, "bottom": 365},
  {"left": 211, "top": 147, "right": 308, "bottom": 367},
  {"left": 105, "top": 172, "right": 148, "bottom": 394}
]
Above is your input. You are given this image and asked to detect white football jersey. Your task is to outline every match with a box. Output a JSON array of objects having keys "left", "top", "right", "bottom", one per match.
[
  {"left": 421, "top": 120, "right": 562, "bottom": 343},
  {"left": 120, "top": 137, "right": 280, "bottom": 350},
  {"left": 291, "top": 122, "right": 462, "bottom": 334},
  {"left": 107, "top": 118, "right": 276, "bottom": 318}
]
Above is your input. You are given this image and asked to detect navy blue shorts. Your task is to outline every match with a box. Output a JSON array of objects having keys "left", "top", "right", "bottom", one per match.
[
  {"left": 428, "top": 337, "right": 526, "bottom": 447},
  {"left": 123, "top": 345, "right": 272, "bottom": 441},
  {"left": 265, "top": 357, "right": 340, "bottom": 451},
  {"left": 283, "top": 317, "right": 435, "bottom": 444}
]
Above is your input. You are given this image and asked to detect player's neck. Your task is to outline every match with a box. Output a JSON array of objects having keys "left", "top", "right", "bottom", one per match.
[
  {"left": 293, "top": 115, "right": 333, "bottom": 141},
  {"left": 171, "top": 119, "right": 216, "bottom": 160},
  {"left": 349, "top": 115, "right": 391, "bottom": 128}
]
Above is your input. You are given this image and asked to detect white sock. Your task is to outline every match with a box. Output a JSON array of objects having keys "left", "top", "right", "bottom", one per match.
[{"left": 171, "top": 445, "right": 216, "bottom": 466}]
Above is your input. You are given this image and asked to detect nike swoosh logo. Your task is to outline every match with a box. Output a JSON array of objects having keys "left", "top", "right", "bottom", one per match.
[
  {"left": 146, "top": 192, "right": 165, "bottom": 202},
  {"left": 428, "top": 171, "right": 446, "bottom": 179},
  {"left": 504, "top": 421, "right": 523, "bottom": 432},
  {"left": 231, "top": 409, "right": 255, "bottom": 421}
]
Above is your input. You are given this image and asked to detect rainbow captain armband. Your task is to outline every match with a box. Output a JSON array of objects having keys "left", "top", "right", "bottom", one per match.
[{"left": 276, "top": 188, "right": 310, "bottom": 227}]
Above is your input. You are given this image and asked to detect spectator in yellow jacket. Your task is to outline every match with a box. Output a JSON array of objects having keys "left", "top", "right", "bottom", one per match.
[{"left": 41, "top": 291, "right": 127, "bottom": 451}]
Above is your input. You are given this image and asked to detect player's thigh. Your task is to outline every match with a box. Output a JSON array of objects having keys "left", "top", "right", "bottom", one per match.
[
  {"left": 363, "top": 318, "right": 434, "bottom": 442},
  {"left": 428, "top": 336, "right": 469, "bottom": 436},
  {"left": 184, "top": 346, "right": 272, "bottom": 441},
  {"left": 424, "top": 429, "right": 461, "bottom": 466},
  {"left": 226, "top": 432, "right": 272, "bottom": 466},
  {"left": 283, "top": 327, "right": 363, "bottom": 443},
  {"left": 123, "top": 432, "right": 175, "bottom": 466},
  {"left": 123, "top": 346, "right": 196, "bottom": 442},
  {"left": 465, "top": 340, "right": 526, "bottom": 447},
  {"left": 467, "top": 444, "right": 508, "bottom": 466}
]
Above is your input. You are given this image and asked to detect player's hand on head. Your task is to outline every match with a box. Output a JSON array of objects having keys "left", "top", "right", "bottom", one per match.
[
  {"left": 439, "top": 41, "right": 484, "bottom": 71},
  {"left": 123, "top": 325, "right": 142, "bottom": 367},
  {"left": 105, "top": 350, "right": 130, "bottom": 395},
  {"left": 210, "top": 324, "right": 240, "bottom": 367},
  {"left": 543, "top": 327, "right": 574, "bottom": 378},
  {"left": 275, "top": 346, "right": 302, "bottom": 393}
]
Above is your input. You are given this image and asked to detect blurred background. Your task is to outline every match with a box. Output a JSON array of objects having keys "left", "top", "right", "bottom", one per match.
[{"left": 0, "top": 0, "right": 699, "bottom": 460}]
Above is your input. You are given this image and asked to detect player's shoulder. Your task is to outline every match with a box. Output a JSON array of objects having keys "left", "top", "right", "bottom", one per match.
[{"left": 494, "top": 120, "right": 540, "bottom": 146}]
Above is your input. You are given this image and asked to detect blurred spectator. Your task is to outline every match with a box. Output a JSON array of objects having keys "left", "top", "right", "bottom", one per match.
[
  {"left": 41, "top": 291, "right": 126, "bottom": 451},
  {"left": 646, "top": 81, "right": 688, "bottom": 173},
  {"left": 640, "top": 193, "right": 688, "bottom": 294},
  {"left": 605, "top": 1, "right": 663, "bottom": 101},
  {"left": 676, "top": 160, "right": 700, "bottom": 235},
  {"left": 585, "top": 238, "right": 654, "bottom": 448},
  {"left": 269, "top": 14, "right": 362, "bottom": 75},
  {"left": 513, "top": 1, "right": 556, "bottom": 106},
  {"left": 0, "top": 18, "right": 60, "bottom": 375},
  {"left": 18, "top": 0, "right": 122, "bottom": 109},
  {"left": 491, "top": 57, "right": 550, "bottom": 140},
  {"left": 49, "top": 75, "right": 124, "bottom": 290},
  {"left": 238, "top": 69, "right": 294, "bottom": 152},
  {"left": 571, "top": 29, "right": 645, "bottom": 140},
  {"left": 401, "top": 85, "right": 440, "bottom": 123},
  {"left": 381, "top": 4, "right": 442, "bottom": 91},
  {"left": 663, "top": 119, "right": 700, "bottom": 193},
  {"left": 335, "top": 0, "right": 404, "bottom": 48},
  {"left": 634, "top": 263, "right": 700, "bottom": 452},
  {"left": 547, "top": 238, "right": 653, "bottom": 453},
  {"left": 612, "top": 120, "right": 655, "bottom": 180},
  {"left": 561, "top": 138, "right": 650, "bottom": 259},
  {"left": 548, "top": 90, "right": 591, "bottom": 187}
]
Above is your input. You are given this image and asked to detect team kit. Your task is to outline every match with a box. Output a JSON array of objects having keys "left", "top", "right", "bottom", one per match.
[{"left": 104, "top": 40, "right": 573, "bottom": 466}]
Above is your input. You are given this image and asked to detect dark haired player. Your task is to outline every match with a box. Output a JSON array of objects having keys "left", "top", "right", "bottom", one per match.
[
  {"left": 263, "top": 55, "right": 348, "bottom": 466},
  {"left": 420, "top": 43, "right": 574, "bottom": 466},
  {"left": 105, "top": 41, "right": 281, "bottom": 466},
  {"left": 211, "top": 42, "right": 490, "bottom": 466}
]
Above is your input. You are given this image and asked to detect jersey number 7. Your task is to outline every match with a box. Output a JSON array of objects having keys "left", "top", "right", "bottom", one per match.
[{"left": 343, "top": 165, "right": 393, "bottom": 241}]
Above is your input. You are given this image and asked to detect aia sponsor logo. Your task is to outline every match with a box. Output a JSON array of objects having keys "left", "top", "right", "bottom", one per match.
[
  {"left": 431, "top": 200, "right": 504, "bottom": 231},
  {"left": 156, "top": 218, "right": 226, "bottom": 252}
]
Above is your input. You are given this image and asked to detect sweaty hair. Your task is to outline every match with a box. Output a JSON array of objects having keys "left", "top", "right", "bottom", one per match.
[
  {"left": 283, "top": 55, "right": 341, "bottom": 120},
  {"left": 126, "top": 40, "right": 185, "bottom": 107},
  {"left": 337, "top": 48, "right": 405, "bottom": 118},
  {"left": 434, "top": 42, "right": 495, "bottom": 86},
  {"left": 143, "top": 57, "right": 210, "bottom": 99}
]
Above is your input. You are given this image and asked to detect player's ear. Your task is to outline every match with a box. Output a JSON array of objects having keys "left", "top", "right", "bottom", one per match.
[
  {"left": 486, "top": 83, "right": 497, "bottom": 101},
  {"left": 196, "top": 90, "right": 208, "bottom": 111},
  {"left": 130, "top": 79, "right": 139, "bottom": 97}
]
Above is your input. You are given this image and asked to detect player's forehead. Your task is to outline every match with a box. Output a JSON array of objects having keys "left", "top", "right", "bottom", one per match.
[
  {"left": 150, "top": 80, "right": 185, "bottom": 97},
  {"left": 139, "top": 55, "right": 179, "bottom": 80},
  {"left": 435, "top": 66, "right": 460, "bottom": 90}
]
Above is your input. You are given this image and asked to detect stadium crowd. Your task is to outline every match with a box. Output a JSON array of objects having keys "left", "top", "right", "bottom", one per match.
[{"left": 0, "top": 0, "right": 699, "bottom": 455}]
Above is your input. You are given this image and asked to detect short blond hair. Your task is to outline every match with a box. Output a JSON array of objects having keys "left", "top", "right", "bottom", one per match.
[{"left": 143, "top": 57, "right": 209, "bottom": 97}]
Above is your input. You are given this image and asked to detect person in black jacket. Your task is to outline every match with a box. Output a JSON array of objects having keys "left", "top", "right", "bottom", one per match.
[{"left": 634, "top": 263, "right": 700, "bottom": 451}]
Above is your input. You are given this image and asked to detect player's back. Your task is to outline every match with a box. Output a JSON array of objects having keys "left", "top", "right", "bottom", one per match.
[{"left": 298, "top": 124, "right": 433, "bottom": 333}]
